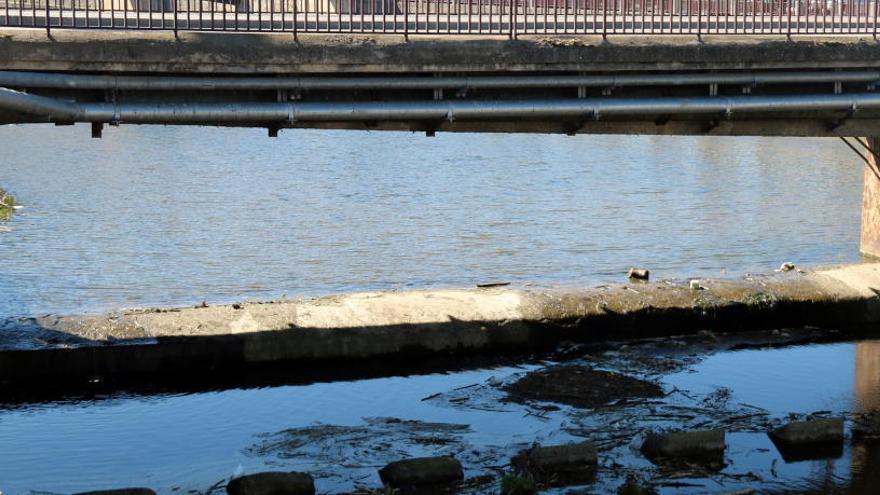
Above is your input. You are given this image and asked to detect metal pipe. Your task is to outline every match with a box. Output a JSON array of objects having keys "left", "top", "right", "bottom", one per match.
[
  {"left": 72, "top": 93, "right": 880, "bottom": 123},
  {"left": 0, "top": 87, "right": 82, "bottom": 121},
  {"left": 0, "top": 70, "right": 879, "bottom": 92},
  {"left": 5, "top": 89, "right": 880, "bottom": 124}
]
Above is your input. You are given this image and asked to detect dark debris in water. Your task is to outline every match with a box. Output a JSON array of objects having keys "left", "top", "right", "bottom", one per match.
[
  {"left": 248, "top": 417, "right": 472, "bottom": 463},
  {"left": 505, "top": 366, "right": 665, "bottom": 409},
  {"left": 245, "top": 417, "right": 515, "bottom": 494}
]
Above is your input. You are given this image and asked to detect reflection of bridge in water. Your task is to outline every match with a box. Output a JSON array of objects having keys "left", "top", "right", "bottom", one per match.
[
  {"left": 0, "top": 0, "right": 877, "bottom": 34},
  {"left": 852, "top": 342, "right": 880, "bottom": 492}
]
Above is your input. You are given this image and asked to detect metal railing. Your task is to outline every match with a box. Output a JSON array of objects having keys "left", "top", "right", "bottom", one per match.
[{"left": 0, "top": 0, "right": 877, "bottom": 35}]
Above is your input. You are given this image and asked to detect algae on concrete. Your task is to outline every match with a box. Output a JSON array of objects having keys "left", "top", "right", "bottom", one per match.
[{"left": 741, "top": 291, "right": 780, "bottom": 308}]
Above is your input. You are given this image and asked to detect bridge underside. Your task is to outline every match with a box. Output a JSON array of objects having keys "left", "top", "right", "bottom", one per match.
[
  {"left": 5, "top": 70, "right": 880, "bottom": 137},
  {"left": 6, "top": 80, "right": 880, "bottom": 136},
  {"left": 10, "top": 109, "right": 880, "bottom": 137},
  {"left": 3, "top": 29, "right": 880, "bottom": 136}
]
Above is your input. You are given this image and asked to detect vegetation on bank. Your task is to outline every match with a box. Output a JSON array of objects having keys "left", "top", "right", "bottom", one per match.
[{"left": 0, "top": 188, "right": 16, "bottom": 220}]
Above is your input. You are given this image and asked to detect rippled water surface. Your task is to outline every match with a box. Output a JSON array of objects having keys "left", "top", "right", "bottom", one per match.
[{"left": 0, "top": 125, "right": 863, "bottom": 316}]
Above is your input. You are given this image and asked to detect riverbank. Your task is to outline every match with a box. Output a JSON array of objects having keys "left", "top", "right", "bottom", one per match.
[{"left": 2, "top": 262, "right": 880, "bottom": 389}]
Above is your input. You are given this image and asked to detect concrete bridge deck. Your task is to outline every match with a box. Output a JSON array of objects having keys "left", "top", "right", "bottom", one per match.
[{"left": 3, "top": 29, "right": 880, "bottom": 74}]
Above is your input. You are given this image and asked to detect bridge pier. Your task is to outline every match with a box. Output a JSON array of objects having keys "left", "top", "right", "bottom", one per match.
[{"left": 861, "top": 137, "right": 880, "bottom": 259}]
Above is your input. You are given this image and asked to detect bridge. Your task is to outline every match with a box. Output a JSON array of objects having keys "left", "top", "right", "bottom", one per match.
[{"left": 3, "top": 3, "right": 880, "bottom": 255}]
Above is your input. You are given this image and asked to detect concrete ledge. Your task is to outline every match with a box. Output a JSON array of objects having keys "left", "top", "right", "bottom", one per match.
[
  {"left": 2, "top": 263, "right": 880, "bottom": 387},
  {"left": 2, "top": 28, "right": 880, "bottom": 73}
]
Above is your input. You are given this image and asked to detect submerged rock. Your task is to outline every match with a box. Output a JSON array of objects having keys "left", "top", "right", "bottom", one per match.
[
  {"left": 500, "top": 474, "right": 537, "bottom": 495},
  {"left": 853, "top": 412, "right": 880, "bottom": 441},
  {"left": 617, "top": 482, "right": 658, "bottom": 495},
  {"left": 378, "top": 456, "right": 464, "bottom": 489},
  {"left": 640, "top": 429, "right": 726, "bottom": 459},
  {"left": 226, "top": 472, "right": 315, "bottom": 495},
  {"left": 73, "top": 490, "right": 156, "bottom": 495},
  {"left": 511, "top": 441, "right": 597, "bottom": 482},
  {"left": 506, "top": 366, "right": 664, "bottom": 408},
  {"left": 247, "top": 418, "right": 469, "bottom": 470}
]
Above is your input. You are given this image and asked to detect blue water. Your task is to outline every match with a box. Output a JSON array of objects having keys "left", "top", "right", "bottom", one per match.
[
  {"left": 0, "top": 125, "right": 863, "bottom": 317},
  {"left": 0, "top": 340, "right": 875, "bottom": 494}
]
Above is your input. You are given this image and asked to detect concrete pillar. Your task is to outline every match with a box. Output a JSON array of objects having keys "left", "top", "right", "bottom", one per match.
[{"left": 861, "top": 137, "right": 880, "bottom": 258}]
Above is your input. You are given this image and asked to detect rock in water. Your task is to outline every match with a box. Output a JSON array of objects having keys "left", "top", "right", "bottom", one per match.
[
  {"left": 768, "top": 418, "right": 844, "bottom": 462},
  {"left": 641, "top": 429, "right": 726, "bottom": 459},
  {"left": 778, "top": 262, "right": 796, "bottom": 272},
  {"left": 628, "top": 268, "right": 650, "bottom": 280},
  {"left": 617, "top": 482, "right": 658, "bottom": 495},
  {"left": 769, "top": 418, "right": 844, "bottom": 445},
  {"left": 512, "top": 441, "right": 597, "bottom": 482},
  {"left": 379, "top": 456, "right": 464, "bottom": 489},
  {"left": 226, "top": 472, "right": 315, "bottom": 495}
]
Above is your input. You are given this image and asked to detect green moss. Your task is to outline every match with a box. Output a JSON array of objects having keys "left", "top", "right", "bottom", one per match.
[
  {"left": 501, "top": 474, "right": 537, "bottom": 495},
  {"left": 0, "top": 189, "right": 15, "bottom": 220},
  {"left": 742, "top": 291, "right": 780, "bottom": 308}
]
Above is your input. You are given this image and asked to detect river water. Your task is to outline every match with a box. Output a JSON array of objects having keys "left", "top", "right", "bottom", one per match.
[
  {"left": 0, "top": 124, "right": 864, "bottom": 317},
  {"left": 0, "top": 126, "right": 873, "bottom": 494},
  {"left": 1, "top": 334, "right": 880, "bottom": 494}
]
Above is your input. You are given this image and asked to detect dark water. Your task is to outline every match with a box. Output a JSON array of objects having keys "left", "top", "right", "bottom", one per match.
[
  {"left": 0, "top": 124, "right": 863, "bottom": 317},
  {"left": 0, "top": 338, "right": 878, "bottom": 494}
]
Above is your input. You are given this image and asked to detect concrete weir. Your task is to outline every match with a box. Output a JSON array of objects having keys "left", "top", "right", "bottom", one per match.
[{"left": 2, "top": 263, "right": 880, "bottom": 388}]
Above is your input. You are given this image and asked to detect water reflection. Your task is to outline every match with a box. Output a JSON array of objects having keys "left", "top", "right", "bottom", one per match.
[
  {"left": 3, "top": 338, "right": 880, "bottom": 494},
  {"left": 850, "top": 342, "right": 880, "bottom": 494},
  {"left": 855, "top": 342, "right": 880, "bottom": 412}
]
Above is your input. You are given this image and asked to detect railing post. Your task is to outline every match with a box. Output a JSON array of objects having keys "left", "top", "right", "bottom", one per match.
[
  {"left": 508, "top": 0, "right": 514, "bottom": 38},
  {"left": 404, "top": 0, "right": 409, "bottom": 38},
  {"left": 45, "top": 0, "right": 50, "bottom": 36},
  {"left": 173, "top": 0, "right": 178, "bottom": 37},
  {"left": 874, "top": 0, "right": 877, "bottom": 38},
  {"left": 602, "top": 0, "right": 607, "bottom": 37},
  {"left": 786, "top": 0, "right": 791, "bottom": 36},
  {"left": 697, "top": 0, "right": 701, "bottom": 37}
]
